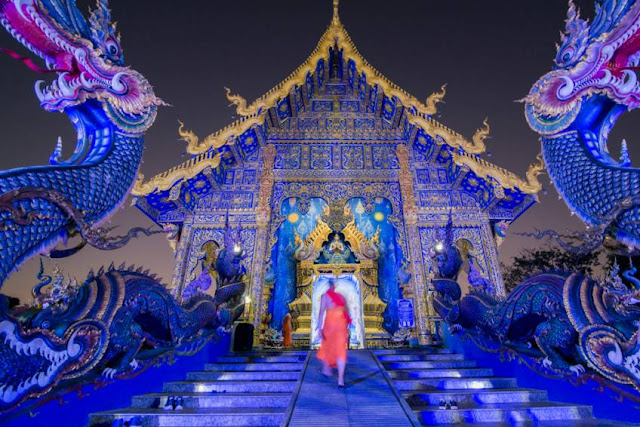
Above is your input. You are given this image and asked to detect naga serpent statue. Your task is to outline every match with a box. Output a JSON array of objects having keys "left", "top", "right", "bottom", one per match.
[
  {"left": 0, "top": 0, "right": 163, "bottom": 285},
  {"left": 0, "top": 261, "right": 246, "bottom": 413},
  {"left": 0, "top": 0, "right": 248, "bottom": 415},
  {"left": 430, "top": 0, "right": 640, "bottom": 395},
  {"left": 431, "top": 234, "right": 640, "bottom": 390},
  {"left": 430, "top": 1, "right": 640, "bottom": 387},
  {"left": 524, "top": 0, "right": 640, "bottom": 248}
]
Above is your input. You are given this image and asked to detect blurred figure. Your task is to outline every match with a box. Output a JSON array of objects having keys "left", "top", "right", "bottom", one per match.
[
  {"left": 316, "top": 280, "right": 351, "bottom": 387},
  {"left": 283, "top": 312, "right": 293, "bottom": 348}
]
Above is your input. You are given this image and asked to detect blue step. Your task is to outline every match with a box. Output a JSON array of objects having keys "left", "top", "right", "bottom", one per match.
[
  {"left": 203, "top": 362, "right": 304, "bottom": 371},
  {"left": 373, "top": 347, "right": 454, "bottom": 355},
  {"left": 415, "top": 402, "right": 593, "bottom": 424},
  {"left": 383, "top": 360, "right": 477, "bottom": 370},
  {"left": 213, "top": 355, "right": 306, "bottom": 363},
  {"left": 394, "top": 377, "right": 519, "bottom": 391},
  {"left": 163, "top": 380, "right": 297, "bottom": 393},
  {"left": 131, "top": 392, "right": 292, "bottom": 409},
  {"left": 90, "top": 407, "right": 285, "bottom": 426},
  {"left": 388, "top": 368, "right": 493, "bottom": 379},
  {"left": 186, "top": 370, "right": 300, "bottom": 381},
  {"left": 402, "top": 388, "right": 548, "bottom": 406},
  {"left": 377, "top": 353, "right": 465, "bottom": 362}
]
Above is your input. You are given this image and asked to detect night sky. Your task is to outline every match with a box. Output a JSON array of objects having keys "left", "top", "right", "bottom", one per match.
[{"left": 0, "top": 0, "right": 627, "bottom": 302}]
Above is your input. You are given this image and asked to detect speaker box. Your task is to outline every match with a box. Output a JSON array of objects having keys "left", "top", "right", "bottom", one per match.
[{"left": 232, "top": 322, "right": 254, "bottom": 352}]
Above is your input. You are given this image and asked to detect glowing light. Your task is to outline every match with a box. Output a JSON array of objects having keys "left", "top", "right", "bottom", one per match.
[
  {"left": 435, "top": 242, "right": 444, "bottom": 252},
  {"left": 244, "top": 295, "right": 251, "bottom": 304},
  {"left": 373, "top": 212, "right": 385, "bottom": 221},
  {"left": 467, "top": 380, "right": 488, "bottom": 389},
  {"left": 288, "top": 213, "right": 299, "bottom": 223},
  {"left": 233, "top": 243, "right": 242, "bottom": 255}
]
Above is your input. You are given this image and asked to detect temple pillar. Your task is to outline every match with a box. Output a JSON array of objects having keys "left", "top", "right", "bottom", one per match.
[
  {"left": 396, "top": 144, "right": 431, "bottom": 345},
  {"left": 480, "top": 222, "right": 506, "bottom": 296},
  {"left": 251, "top": 145, "right": 277, "bottom": 343},
  {"left": 169, "top": 217, "right": 195, "bottom": 302}
]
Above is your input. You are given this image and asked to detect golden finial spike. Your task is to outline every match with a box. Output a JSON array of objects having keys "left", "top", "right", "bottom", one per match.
[{"left": 332, "top": 0, "right": 340, "bottom": 24}]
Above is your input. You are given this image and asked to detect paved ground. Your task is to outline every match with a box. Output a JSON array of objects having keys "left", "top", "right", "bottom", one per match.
[{"left": 288, "top": 350, "right": 417, "bottom": 426}]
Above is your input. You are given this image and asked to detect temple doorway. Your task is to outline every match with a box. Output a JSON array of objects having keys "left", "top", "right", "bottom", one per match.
[{"left": 310, "top": 274, "right": 365, "bottom": 349}]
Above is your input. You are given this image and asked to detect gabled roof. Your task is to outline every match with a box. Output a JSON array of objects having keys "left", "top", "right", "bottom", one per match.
[{"left": 133, "top": 1, "right": 542, "bottom": 207}]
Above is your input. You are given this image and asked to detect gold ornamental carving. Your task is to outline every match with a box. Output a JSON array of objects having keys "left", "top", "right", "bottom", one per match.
[
  {"left": 423, "top": 83, "right": 447, "bottom": 116},
  {"left": 396, "top": 144, "right": 418, "bottom": 225},
  {"left": 451, "top": 151, "right": 545, "bottom": 194},
  {"left": 256, "top": 145, "right": 276, "bottom": 227}
]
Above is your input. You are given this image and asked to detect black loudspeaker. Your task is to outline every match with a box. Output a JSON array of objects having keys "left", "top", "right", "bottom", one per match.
[{"left": 232, "top": 322, "right": 254, "bottom": 352}]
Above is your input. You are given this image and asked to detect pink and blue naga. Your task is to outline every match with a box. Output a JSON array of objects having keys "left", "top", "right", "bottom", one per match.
[
  {"left": 525, "top": 0, "right": 640, "bottom": 248},
  {"left": 0, "top": 0, "right": 162, "bottom": 284},
  {"left": 0, "top": 0, "right": 248, "bottom": 416},
  {"left": 431, "top": 0, "right": 640, "bottom": 398}
]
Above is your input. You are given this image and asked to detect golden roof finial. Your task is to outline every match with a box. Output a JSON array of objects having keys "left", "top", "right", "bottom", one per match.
[{"left": 332, "top": 0, "right": 340, "bottom": 24}]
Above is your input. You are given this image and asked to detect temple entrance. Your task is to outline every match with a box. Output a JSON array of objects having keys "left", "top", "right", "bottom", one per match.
[{"left": 310, "top": 273, "right": 365, "bottom": 349}]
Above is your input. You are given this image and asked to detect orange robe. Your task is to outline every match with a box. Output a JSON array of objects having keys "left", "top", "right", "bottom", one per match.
[
  {"left": 283, "top": 313, "right": 292, "bottom": 347},
  {"left": 317, "top": 291, "right": 350, "bottom": 367}
]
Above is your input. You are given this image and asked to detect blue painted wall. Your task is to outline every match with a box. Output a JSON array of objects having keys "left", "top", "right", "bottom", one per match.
[
  {"left": 270, "top": 198, "right": 328, "bottom": 329},
  {"left": 347, "top": 198, "right": 403, "bottom": 333},
  {"left": 4, "top": 334, "right": 231, "bottom": 427}
]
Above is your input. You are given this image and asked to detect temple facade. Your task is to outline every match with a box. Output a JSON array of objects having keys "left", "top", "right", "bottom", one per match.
[{"left": 133, "top": 2, "right": 540, "bottom": 347}]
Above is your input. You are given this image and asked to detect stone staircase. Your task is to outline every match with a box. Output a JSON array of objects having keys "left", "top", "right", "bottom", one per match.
[
  {"left": 89, "top": 350, "right": 308, "bottom": 427},
  {"left": 373, "top": 348, "right": 596, "bottom": 425}
]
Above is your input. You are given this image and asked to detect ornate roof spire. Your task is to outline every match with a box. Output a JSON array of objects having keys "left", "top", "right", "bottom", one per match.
[{"left": 332, "top": 0, "right": 340, "bottom": 25}]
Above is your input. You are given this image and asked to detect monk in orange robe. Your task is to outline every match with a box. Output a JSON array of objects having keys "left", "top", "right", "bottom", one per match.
[
  {"left": 282, "top": 313, "right": 292, "bottom": 347},
  {"left": 316, "top": 280, "right": 351, "bottom": 387}
]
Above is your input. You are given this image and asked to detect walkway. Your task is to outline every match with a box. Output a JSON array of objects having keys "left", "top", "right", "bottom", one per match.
[{"left": 287, "top": 350, "right": 418, "bottom": 426}]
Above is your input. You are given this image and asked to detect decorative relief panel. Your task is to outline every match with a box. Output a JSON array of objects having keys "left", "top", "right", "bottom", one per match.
[
  {"left": 348, "top": 60, "right": 356, "bottom": 89},
  {"left": 327, "top": 118, "right": 347, "bottom": 131},
  {"left": 372, "top": 145, "right": 399, "bottom": 169},
  {"left": 277, "top": 98, "right": 292, "bottom": 121},
  {"left": 238, "top": 129, "right": 259, "bottom": 157},
  {"left": 367, "top": 85, "right": 378, "bottom": 113},
  {"left": 413, "top": 130, "right": 434, "bottom": 156},
  {"left": 197, "top": 191, "right": 254, "bottom": 210},
  {"left": 299, "top": 118, "right": 319, "bottom": 130},
  {"left": 316, "top": 58, "right": 325, "bottom": 88},
  {"left": 416, "top": 169, "right": 430, "bottom": 184},
  {"left": 242, "top": 170, "right": 257, "bottom": 185},
  {"left": 224, "top": 171, "right": 235, "bottom": 185},
  {"left": 418, "top": 191, "right": 451, "bottom": 207},
  {"left": 326, "top": 84, "right": 347, "bottom": 95},
  {"left": 354, "top": 118, "right": 375, "bottom": 130},
  {"left": 340, "top": 101, "right": 359, "bottom": 112},
  {"left": 381, "top": 96, "right": 395, "bottom": 122},
  {"left": 305, "top": 72, "right": 314, "bottom": 101},
  {"left": 358, "top": 73, "right": 367, "bottom": 102},
  {"left": 437, "top": 169, "right": 448, "bottom": 184},
  {"left": 274, "top": 145, "right": 302, "bottom": 169},
  {"left": 310, "top": 145, "right": 333, "bottom": 169},
  {"left": 182, "top": 227, "right": 257, "bottom": 291},
  {"left": 312, "top": 100, "right": 332, "bottom": 112},
  {"left": 418, "top": 226, "right": 490, "bottom": 287},
  {"left": 413, "top": 144, "right": 430, "bottom": 162},
  {"left": 341, "top": 145, "right": 365, "bottom": 169}
]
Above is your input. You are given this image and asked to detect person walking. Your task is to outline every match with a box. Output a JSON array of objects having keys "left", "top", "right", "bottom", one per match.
[{"left": 316, "top": 280, "right": 351, "bottom": 387}]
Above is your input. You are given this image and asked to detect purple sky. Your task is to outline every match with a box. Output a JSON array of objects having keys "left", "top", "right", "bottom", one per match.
[{"left": 0, "top": 0, "right": 624, "bottom": 302}]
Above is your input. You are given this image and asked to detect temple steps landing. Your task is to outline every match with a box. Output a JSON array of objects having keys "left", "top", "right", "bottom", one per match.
[
  {"left": 89, "top": 347, "right": 621, "bottom": 426},
  {"left": 89, "top": 351, "right": 307, "bottom": 427},
  {"left": 373, "top": 348, "right": 607, "bottom": 426}
]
